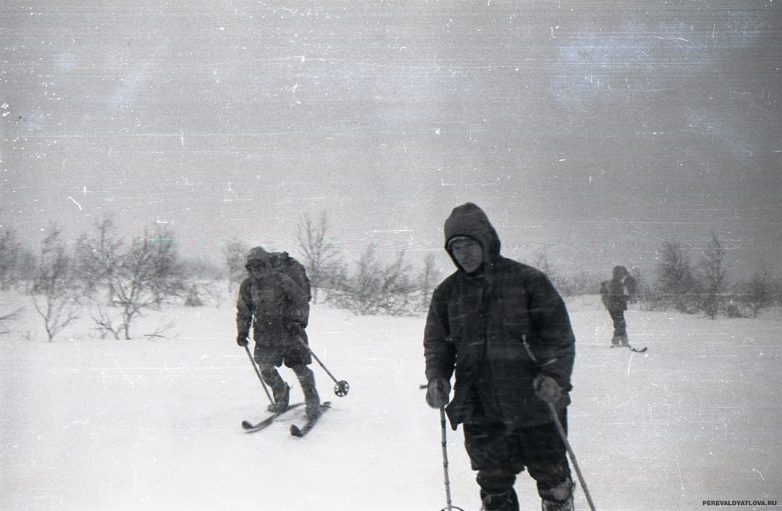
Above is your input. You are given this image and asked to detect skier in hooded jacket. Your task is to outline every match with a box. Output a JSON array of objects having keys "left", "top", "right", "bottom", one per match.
[
  {"left": 236, "top": 246, "right": 321, "bottom": 419},
  {"left": 424, "top": 203, "right": 576, "bottom": 511},
  {"left": 600, "top": 265, "right": 637, "bottom": 347}
]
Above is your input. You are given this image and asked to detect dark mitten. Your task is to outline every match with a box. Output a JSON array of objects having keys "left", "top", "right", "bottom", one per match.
[
  {"left": 533, "top": 374, "right": 562, "bottom": 404},
  {"left": 425, "top": 378, "right": 451, "bottom": 408}
]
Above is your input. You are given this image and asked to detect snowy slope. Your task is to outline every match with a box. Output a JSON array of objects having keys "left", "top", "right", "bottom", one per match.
[{"left": 1, "top": 291, "right": 780, "bottom": 511}]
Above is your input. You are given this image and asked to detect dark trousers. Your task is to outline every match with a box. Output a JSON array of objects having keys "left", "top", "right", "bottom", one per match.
[
  {"left": 608, "top": 309, "right": 627, "bottom": 338},
  {"left": 463, "top": 411, "right": 572, "bottom": 507},
  {"left": 254, "top": 327, "right": 312, "bottom": 368}
]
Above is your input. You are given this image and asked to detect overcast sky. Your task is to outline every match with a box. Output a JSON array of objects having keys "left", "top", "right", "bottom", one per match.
[{"left": 2, "top": 1, "right": 780, "bottom": 278}]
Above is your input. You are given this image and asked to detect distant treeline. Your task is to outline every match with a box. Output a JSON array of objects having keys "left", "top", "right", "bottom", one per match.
[{"left": 1, "top": 213, "right": 780, "bottom": 341}]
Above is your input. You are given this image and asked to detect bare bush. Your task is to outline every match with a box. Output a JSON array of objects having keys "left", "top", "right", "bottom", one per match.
[
  {"left": 90, "top": 305, "right": 124, "bottom": 340},
  {"left": 736, "top": 263, "right": 776, "bottom": 318},
  {"left": 697, "top": 232, "right": 730, "bottom": 319},
  {"left": 30, "top": 226, "right": 80, "bottom": 342},
  {"left": 0, "top": 227, "right": 27, "bottom": 290},
  {"left": 92, "top": 304, "right": 175, "bottom": 340},
  {"left": 0, "top": 306, "right": 24, "bottom": 335},
  {"left": 297, "top": 211, "right": 341, "bottom": 304},
  {"left": 104, "top": 229, "right": 184, "bottom": 339},
  {"left": 416, "top": 253, "right": 441, "bottom": 312},
  {"left": 74, "top": 215, "right": 123, "bottom": 304},
  {"left": 656, "top": 241, "right": 699, "bottom": 313},
  {"left": 330, "top": 244, "right": 417, "bottom": 316},
  {"left": 555, "top": 270, "right": 603, "bottom": 297},
  {"left": 184, "top": 285, "right": 204, "bottom": 307},
  {"left": 317, "top": 259, "right": 349, "bottom": 302},
  {"left": 224, "top": 238, "right": 249, "bottom": 294},
  {"left": 77, "top": 222, "right": 185, "bottom": 340},
  {"left": 142, "top": 230, "right": 185, "bottom": 306}
]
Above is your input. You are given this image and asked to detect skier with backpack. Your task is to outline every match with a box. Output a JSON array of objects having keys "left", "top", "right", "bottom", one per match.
[
  {"left": 235, "top": 246, "right": 321, "bottom": 420},
  {"left": 599, "top": 265, "right": 637, "bottom": 348}
]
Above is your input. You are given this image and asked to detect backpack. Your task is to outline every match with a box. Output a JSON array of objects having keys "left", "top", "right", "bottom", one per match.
[
  {"left": 270, "top": 252, "right": 311, "bottom": 301},
  {"left": 624, "top": 275, "right": 637, "bottom": 301},
  {"left": 270, "top": 252, "right": 311, "bottom": 325},
  {"left": 599, "top": 280, "right": 611, "bottom": 309}
]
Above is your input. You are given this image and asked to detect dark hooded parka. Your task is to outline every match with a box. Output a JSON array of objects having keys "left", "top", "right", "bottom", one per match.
[
  {"left": 603, "top": 265, "right": 636, "bottom": 312},
  {"left": 424, "top": 203, "right": 576, "bottom": 430}
]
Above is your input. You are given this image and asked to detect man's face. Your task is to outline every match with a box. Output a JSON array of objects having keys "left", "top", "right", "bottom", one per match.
[
  {"left": 450, "top": 238, "right": 483, "bottom": 274},
  {"left": 247, "top": 260, "right": 271, "bottom": 280}
]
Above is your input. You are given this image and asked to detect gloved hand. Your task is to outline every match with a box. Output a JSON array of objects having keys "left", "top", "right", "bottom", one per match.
[
  {"left": 533, "top": 374, "right": 562, "bottom": 404},
  {"left": 236, "top": 334, "right": 249, "bottom": 347},
  {"left": 425, "top": 378, "right": 451, "bottom": 408},
  {"left": 284, "top": 320, "right": 303, "bottom": 336}
]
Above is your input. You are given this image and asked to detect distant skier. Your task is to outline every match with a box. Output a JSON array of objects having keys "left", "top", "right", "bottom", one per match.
[
  {"left": 236, "top": 246, "right": 321, "bottom": 419},
  {"left": 423, "top": 203, "right": 576, "bottom": 511},
  {"left": 600, "top": 265, "right": 637, "bottom": 348}
]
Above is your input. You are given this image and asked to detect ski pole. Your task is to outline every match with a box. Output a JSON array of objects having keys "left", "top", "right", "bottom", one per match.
[
  {"left": 523, "top": 334, "right": 597, "bottom": 510},
  {"left": 242, "top": 343, "right": 273, "bottom": 404},
  {"left": 546, "top": 403, "right": 597, "bottom": 511},
  {"left": 419, "top": 384, "right": 463, "bottom": 511},
  {"left": 293, "top": 333, "right": 349, "bottom": 397},
  {"left": 438, "top": 405, "right": 464, "bottom": 511}
]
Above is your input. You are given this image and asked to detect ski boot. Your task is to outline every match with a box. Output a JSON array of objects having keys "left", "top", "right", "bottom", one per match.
[
  {"left": 619, "top": 334, "right": 630, "bottom": 347},
  {"left": 480, "top": 489, "right": 519, "bottom": 511},
  {"left": 267, "top": 383, "right": 290, "bottom": 413},
  {"left": 541, "top": 496, "right": 574, "bottom": 511},
  {"left": 305, "top": 398, "right": 322, "bottom": 420},
  {"left": 610, "top": 335, "right": 622, "bottom": 348},
  {"left": 296, "top": 366, "right": 321, "bottom": 420}
]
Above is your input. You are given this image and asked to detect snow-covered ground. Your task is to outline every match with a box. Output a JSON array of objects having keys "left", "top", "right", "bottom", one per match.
[{"left": 1, "top": 290, "right": 780, "bottom": 511}]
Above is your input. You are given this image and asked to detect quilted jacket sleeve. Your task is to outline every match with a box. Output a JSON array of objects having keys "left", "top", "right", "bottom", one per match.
[
  {"left": 527, "top": 272, "right": 576, "bottom": 392},
  {"left": 235, "top": 279, "right": 253, "bottom": 339},
  {"left": 423, "top": 282, "right": 457, "bottom": 383}
]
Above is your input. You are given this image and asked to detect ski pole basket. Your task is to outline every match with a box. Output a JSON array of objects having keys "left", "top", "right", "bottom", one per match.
[{"left": 334, "top": 380, "right": 350, "bottom": 397}]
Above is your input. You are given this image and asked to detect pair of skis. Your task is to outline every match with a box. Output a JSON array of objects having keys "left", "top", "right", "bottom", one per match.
[
  {"left": 241, "top": 401, "right": 331, "bottom": 437},
  {"left": 240, "top": 343, "right": 345, "bottom": 438}
]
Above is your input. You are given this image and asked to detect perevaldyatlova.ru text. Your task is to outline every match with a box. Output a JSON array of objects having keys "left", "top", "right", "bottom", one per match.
[{"left": 703, "top": 500, "right": 777, "bottom": 507}]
